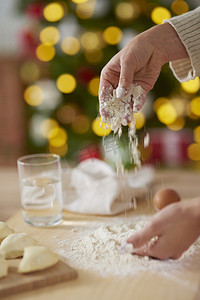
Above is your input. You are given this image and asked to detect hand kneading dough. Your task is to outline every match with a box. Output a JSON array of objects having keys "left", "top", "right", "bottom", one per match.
[
  {"left": 0, "top": 258, "right": 8, "bottom": 278},
  {"left": 0, "top": 233, "right": 37, "bottom": 259},
  {"left": 18, "top": 246, "right": 59, "bottom": 273},
  {"left": 0, "top": 222, "right": 14, "bottom": 243}
]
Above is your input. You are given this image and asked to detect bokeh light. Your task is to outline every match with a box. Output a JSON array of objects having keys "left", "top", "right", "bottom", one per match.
[
  {"left": 181, "top": 77, "right": 200, "bottom": 94},
  {"left": 171, "top": 0, "right": 189, "bottom": 15},
  {"left": 43, "top": 2, "right": 64, "bottom": 22},
  {"left": 49, "top": 143, "right": 68, "bottom": 157},
  {"left": 57, "top": 104, "right": 77, "bottom": 124},
  {"left": 194, "top": 126, "right": 200, "bottom": 143},
  {"left": 187, "top": 143, "right": 200, "bottom": 161},
  {"left": 76, "top": 1, "right": 95, "bottom": 19},
  {"left": 157, "top": 103, "right": 177, "bottom": 124},
  {"left": 48, "top": 127, "right": 68, "bottom": 147},
  {"left": 190, "top": 96, "right": 200, "bottom": 116},
  {"left": 40, "top": 26, "right": 60, "bottom": 45},
  {"left": 36, "top": 44, "right": 55, "bottom": 62},
  {"left": 81, "top": 32, "right": 100, "bottom": 50},
  {"left": 151, "top": 6, "right": 171, "bottom": 24},
  {"left": 187, "top": 102, "right": 200, "bottom": 120},
  {"left": 56, "top": 74, "right": 77, "bottom": 93},
  {"left": 84, "top": 49, "right": 103, "bottom": 64},
  {"left": 133, "top": 112, "right": 145, "bottom": 129},
  {"left": 24, "top": 85, "right": 44, "bottom": 106},
  {"left": 92, "top": 117, "right": 111, "bottom": 136},
  {"left": 72, "top": 115, "right": 90, "bottom": 134},
  {"left": 40, "top": 119, "right": 59, "bottom": 138},
  {"left": 61, "top": 37, "right": 81, "bottom": 55},
  {"left": 153, "top": 97, "right": 169, "bottom": 112},
  {"left": 72, "top": 0, "right": 89, "bottom": 3},
  {"left": 115, "top": 2, "right": 139, "bottom": 22},
  {"left": 103, "top": 26, "right": 122, "bottom": 45},
  {"left": 20, "top": 62, "right": 40, "bottom": 83},
  {"left": 167, "top": 116, "right": 185, "bottom": 131},
  {"left": 171, "top": 97, "right": 188, "bottom": 116},
  {"left": 88, "top": 77, "right": 100, "bottom": 96}
]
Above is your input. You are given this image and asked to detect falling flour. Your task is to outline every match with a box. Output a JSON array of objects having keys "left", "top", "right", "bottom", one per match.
[
  {"left": 55, "top": 218, "right": 200, "bottom": 280},
  {"left": 100, "top": 84, "right": 144, "bottom": 171}
]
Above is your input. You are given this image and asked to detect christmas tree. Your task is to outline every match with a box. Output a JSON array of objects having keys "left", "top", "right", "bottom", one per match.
[{"left": 18, "top": 0, "right": 200, "bottom": 167}]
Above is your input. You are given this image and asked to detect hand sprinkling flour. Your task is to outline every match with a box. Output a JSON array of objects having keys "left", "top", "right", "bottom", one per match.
[
  {"left": 99, "top": 83, "right": 144, "bottom": 136},
  {"left": 99, "top": 83, "right": 144, "bottom": 170}
]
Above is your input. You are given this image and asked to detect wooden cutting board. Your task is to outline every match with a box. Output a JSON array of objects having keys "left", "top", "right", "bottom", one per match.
[{"left": 0, "top": 258, "right": 77, "bottom": 298}]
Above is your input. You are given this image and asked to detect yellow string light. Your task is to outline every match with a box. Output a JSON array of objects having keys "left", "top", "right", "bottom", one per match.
[
  {"left": 48, "top": 127, "right": 68, "bottom": 147},
  {"left": 181, "top": 77, "right": 200, "bottom": 94},
  {"left": 187, "top": 143, "right": 200, "bottom": 161},
  {"left": 61, "top": 37, "right": 81, "bottom": 55},
  {"left": 40, "top": 119, "right": 59, "bottom": 138},
  {"left": 167, "top": 116, "right": 185, "bottom": 131},
  {"left": 56, "top": 74, "right": 77, "bottom": 93},
  {"left": 115, "top": 2, "right": 139, "bottom": 22},
  {"left": 43, "top": 2, "right": 64, "bottom": 22},
  {"left": 88, "top": 77, "right": 100, "bottom": 96},
  {"left": 157, "top": 103, "right": 177, "bottom": 124},
  {"left": 171, "top": 0, "right": 189, "bottom": 15},
  {"left": 76, "top": 2, "right": 95, "bottom": 19},
  {"left": 190, "top": 96, "right": 200, "bottom": 116},
  {"left": 151, "top": 6, "right": 171, "bottom": 24},
  {"left": 194, "top": 126, "right": 200, "bottom": 143},
  {"left": 24, "top": 85, "right": 44, "bottom": 106},
  {"left": 36, "top": 44, "right": 55, "bottom": 62},
  {"left": 133, "top": 112, "right": 146, "bottom": 129},
  {"left": 153, "top": 97, "right": 169, "bottom": 112},
  {"left": 103, "top": 26, "right": 123, "bottom": 45},
  {"left": 92, "top": 117, "right": 111, "bottom": 136},
  {"left": 81, "top": 32, "right": 100, "bottom": 50},
  {"left": 49, "top": 143, "right": 68, "bottom": 157},
  {"left": 40, "top": 26, "right": 60, "bottom": 45},
  {"left": 72, "top": 0, "right": 89, "bottom": 3}
]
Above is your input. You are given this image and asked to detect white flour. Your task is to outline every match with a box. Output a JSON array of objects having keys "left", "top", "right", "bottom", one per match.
[
  {"left": 54, "top": 217, "right": 200, "bottom": 279},
  {"left": 100, "top": 84, "right": 144, "bottom": 169},
  {"left": 100, "top": 84, "right": 144, "bottom": 133}
]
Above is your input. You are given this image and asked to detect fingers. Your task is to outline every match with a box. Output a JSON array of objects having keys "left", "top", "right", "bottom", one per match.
[
  {"left": 118, "top": 57, "right": 134, "bottom": 92},
  {"left": 98, "top": 81, "right": 113, "bottom": 123},
  {"left": 135, "top": 236, "right": 182, "bottom": 260},
  {"left": 127, "top": 223, "right": 157, "bottom": 249}
]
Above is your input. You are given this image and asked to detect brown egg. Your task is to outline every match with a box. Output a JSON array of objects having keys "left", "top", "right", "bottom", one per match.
[{"left": 153, "top": 188, "right": 181, "bottom": 211}]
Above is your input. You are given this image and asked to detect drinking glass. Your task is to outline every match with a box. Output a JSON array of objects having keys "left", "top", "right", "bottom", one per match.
[{"left": 17, "top": 154, "right": 63, "bottom": 227}]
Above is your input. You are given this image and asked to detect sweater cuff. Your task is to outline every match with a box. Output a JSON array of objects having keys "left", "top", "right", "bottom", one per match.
[{"left": 164, "top": 6, "right": 200, "bottom": 82}]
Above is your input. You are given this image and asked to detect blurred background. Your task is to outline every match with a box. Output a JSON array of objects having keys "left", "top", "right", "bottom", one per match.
[{"left": 1, "top": 0, "right": 200, "bottom": 169}]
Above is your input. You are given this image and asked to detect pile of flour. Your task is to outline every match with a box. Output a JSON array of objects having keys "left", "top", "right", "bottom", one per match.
[{"left": 55, "top": 218, "right": 200, "bottom": 278}]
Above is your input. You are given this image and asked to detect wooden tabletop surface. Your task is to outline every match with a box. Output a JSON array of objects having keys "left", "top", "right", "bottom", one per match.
[{"left": 1, "top": 167, "right": 200, "bottom": 300}]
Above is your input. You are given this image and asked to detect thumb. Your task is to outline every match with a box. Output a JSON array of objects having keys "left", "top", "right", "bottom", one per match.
[
  {"left": 116, "top": 59, "right": 135, "bottom": 98},
  {"left": 127, "top": 223, "right": 157, "bottom": 249}
]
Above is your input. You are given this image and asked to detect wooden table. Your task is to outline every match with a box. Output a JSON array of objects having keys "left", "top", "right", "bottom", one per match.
[{"left": 1, "top": 167, "right": 200, "bottom": 300}]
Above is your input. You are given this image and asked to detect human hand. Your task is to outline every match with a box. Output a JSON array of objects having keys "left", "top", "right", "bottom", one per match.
[
  {"left": 99, "top": 23, "right": 188, "bottom": 123},
  {"left": 127, "top": 198, "right": 200, "bottom": 260}
]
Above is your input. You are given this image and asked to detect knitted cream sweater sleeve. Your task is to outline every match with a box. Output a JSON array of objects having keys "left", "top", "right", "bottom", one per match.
[{"left": 164, "top": 6, "right": 200, "bottom": 82}]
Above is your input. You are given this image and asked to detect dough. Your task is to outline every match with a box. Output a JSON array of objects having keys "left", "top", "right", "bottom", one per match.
[
  {"left": 0, "top": 233, "right": 37, "bottom": 259},
  {"left": 0, "top": 258, "right": 8, "bottom": 278},
  {"left": 0, "top": 222, "right": 14, "bottom": 243},
  {"left": 18, "top": 245, "right": 59, "bottom": 273}
]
